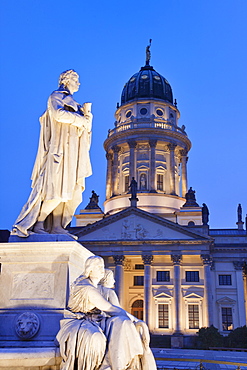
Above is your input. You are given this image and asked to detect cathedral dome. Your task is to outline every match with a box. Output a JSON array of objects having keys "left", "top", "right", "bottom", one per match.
[{"left": 121, "top": 65, "right": 173, "bottom": 106}]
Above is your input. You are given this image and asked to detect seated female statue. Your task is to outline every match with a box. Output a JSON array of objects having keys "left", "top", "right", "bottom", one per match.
[{"left": 56, "top": 256, "right": 157, "bottom": 370}]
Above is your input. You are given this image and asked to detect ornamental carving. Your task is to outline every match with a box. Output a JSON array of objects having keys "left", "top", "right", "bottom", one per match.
[
  {"left": 106, "top": 152, "right": 113, "bottom": 161},
  {"left": 167, "top": 143, "right": 177, "bottom": 152},
  {"left": 201, "top": 254, "right": 213, "bottom": 266},
  {"left": 233, "top": 261, "right": 245, "bottom": 270},
  {"left": 127, "top": 140, "right": 137, "bottom": 149},
  {"left": 171, "top": 254, "right": 182, "bottom": 265},
  {"left": 179, "top": 149, "right": 188, "bottom": 157},
  {"left": 113, "top": 255, "right": 125, "bottom": 265},
  {"left": 15, "top": 312, "right": 40, "bottom": 340},
  {"left": 149, "top": 139, "right": 157, "bottom": 148},
  {"left": 142, "top": 254, "right": 153, "bottom": 265},
  {"left": 112, "top": 145, "right": 121, "bottom": 154}
]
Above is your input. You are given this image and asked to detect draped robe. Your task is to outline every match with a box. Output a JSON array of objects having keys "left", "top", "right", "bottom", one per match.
[{"left": 12, "top": 86, "right": 92, "bottom": 237}]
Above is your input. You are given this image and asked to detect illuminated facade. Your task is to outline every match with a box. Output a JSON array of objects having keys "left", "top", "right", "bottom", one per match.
[{"left": 74, "top": 58, "right": 247, "bottom": 344}]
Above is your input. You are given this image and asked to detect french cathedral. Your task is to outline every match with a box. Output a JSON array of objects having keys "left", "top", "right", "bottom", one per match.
[{"left": 71, "top": 53, "right": 247, "bottom": 345}]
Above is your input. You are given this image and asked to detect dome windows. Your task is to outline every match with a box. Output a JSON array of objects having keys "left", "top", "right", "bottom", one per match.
[
  {"left": 154, "top": 75, "right": 161, "bottom": 80},
  {"left": 125, "top": 110, "right": 132, "bottom": 118},
  {"left": 141, "top": 74, "right": 149, "bottom": 79},
  {"left": 156, "top": 108, "right": 164, "bottom": 117},
  {"left": 140, "top": 107, "right": 148, "bottom": 115},
  {"left": 130, "top": 77, "right": 136, "bottom": 82}
]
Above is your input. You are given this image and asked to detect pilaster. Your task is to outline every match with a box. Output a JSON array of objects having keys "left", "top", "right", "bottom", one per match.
[
  {"left": 149, "top": 140, "right": 157, "bottom": 192},
  {"left": 127, "top": 140, "right": 137, "bottom": 181},
  {"left": 179, "top": 149, "right": 188, "bottom": 198},
  {"left": 105, "top": 152, "right": 113, "bottom": 199},
  {"left": 112, "top": 146, "right": 121, "bottom": 196},
  {"left": 168, "top": 143, "right": 177, "bottom": 195},
  {"left": 201, "top": 254, "right": 213, "bottom": 327},
  {"left": 171, "top": 254, "right": 182, "bottom": 333},
  {"left": 142, "top": 254, "right": 153, "bottom": 327},
  {"left": 233, "top": 261, "right": 246, "bottom": 326},
  {"left": 113, "top": 255, "right": 125, "bottom": 305}
]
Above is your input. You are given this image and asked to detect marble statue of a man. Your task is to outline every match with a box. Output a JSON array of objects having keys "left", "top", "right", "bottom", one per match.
[{"left": 12, "top": 70, "right": 92, "bottom": 237}]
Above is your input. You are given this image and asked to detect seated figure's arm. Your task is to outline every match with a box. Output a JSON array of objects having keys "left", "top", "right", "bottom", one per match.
[
  {"left": 49, "top": 93, "right": 92, "bottom": 130},
  {"left": 89, "top": 286, "right": 128, "bottom": 317}
]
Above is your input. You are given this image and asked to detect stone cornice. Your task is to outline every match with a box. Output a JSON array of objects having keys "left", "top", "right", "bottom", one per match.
[{"left": 104, "top": 127, "right": 191, "bottom": 152}]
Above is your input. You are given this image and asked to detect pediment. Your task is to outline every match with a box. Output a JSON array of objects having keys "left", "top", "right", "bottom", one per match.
[
  {"left": 76, "top": 207, "right": 210, "bottom": 242},
  {"left": 153, "top": 290, "right": 173, "bottom": 299},
  {"left": 183, "top": 292, "right": 203, "bottom": 299},
  {"left": 217, "top": 296, "right": 236, "bottom": 305}
]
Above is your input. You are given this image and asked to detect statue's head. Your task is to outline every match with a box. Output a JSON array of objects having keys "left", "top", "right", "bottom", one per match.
[
  {"left": 59, "top": 69, "right": 80, "bottom": 94},
  {"left": 100, "top": 269, "right": 115, "bottom": 288},
  {"left": 84, "top": 255, "right": 105, "bottom": 280}
]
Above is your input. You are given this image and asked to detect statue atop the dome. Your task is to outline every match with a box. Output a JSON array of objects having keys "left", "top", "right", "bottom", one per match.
[
  {"left": 183, "top": 187, "right": 199, "bottom": 207},
  {"left": 146, "top": 39, "right": 152, "bottom": 66},
  {"left": 12, "top": 70, "right": 93, "bottom": 238}
]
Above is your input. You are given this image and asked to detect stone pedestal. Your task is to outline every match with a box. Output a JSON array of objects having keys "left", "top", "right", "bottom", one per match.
[{"left": 0, "top": 236, "right": 92, "bottom": 348}]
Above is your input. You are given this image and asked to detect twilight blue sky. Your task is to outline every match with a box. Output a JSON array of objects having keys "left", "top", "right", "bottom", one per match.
[{"left": 0, "top": 0, "right": 246, "bottom": 230}]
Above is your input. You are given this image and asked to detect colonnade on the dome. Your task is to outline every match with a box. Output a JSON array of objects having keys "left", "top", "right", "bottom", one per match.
[{"left": 105, "top": 140, "right": 188, "bottom": 200}]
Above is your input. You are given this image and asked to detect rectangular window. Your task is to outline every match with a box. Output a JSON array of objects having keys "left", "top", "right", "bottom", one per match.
[
  {"left": 219, "top": 275, "right": 232, "bottom": 285},
  {"left": 135, "top": 264, "right": 144, "bottom": 270},
  {"left": 222, "top": 307, "right": 233, "bottom": 331},
  {"left": 157, "top": 174, "right": 163, "bottom": 191},
  {"left": 188, "top": 304, "right": 199, "bottom": 329},
  {"left": 158, "top": 304, "right": 169, "bottom": 328},
  {"left": 134, "top": 276, "right": 144, "bottom": 286},
  {"left": 186, "top": 271, "right": 199, "bottom": 282},
  {"left": 157, "top": 271, "right": 170, "bottom": 282},
  {"left": 125, "top": 175, "right": 129, "bottom": 192}
]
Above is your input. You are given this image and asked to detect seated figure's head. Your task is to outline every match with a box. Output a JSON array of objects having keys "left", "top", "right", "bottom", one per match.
[
  {"left": 100, "top": 269, "right": 115, "bottom": 288},
  {"left": 84, "top": 255, "right": 105, "bottom": 281}
]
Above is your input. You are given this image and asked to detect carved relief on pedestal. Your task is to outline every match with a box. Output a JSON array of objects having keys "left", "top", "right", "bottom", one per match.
[
  {"left": 12, "top": 273, "right": 54, "bottom": 299},
  {"left": 15, "top": 312, "right": 40, "bottom": 340}
]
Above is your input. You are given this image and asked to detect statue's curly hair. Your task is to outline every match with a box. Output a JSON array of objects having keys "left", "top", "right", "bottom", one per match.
[{"left": 58, "top": 69, "right": 79, "bottom": 87}]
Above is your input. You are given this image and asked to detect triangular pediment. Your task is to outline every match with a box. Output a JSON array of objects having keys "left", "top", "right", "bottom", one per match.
[
  {"left": 184, "top": 292, "right": 203, "bottom": 299},
  {"left": 75, "top": 207, "right": 211, "bottom": 242},
  {"left": 153, "top": 292, "right": 173, "bottom": 299},
  {"left": 217, "top": 296, "right": 236, "bottom": 305}
]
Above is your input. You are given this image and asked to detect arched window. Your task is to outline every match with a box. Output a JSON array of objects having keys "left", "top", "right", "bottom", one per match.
[{"left": 131, "top": 299, "right": 144, "bottom": 320}]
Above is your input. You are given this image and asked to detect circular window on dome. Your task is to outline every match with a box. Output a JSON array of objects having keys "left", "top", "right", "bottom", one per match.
[
  {"left": 154, "top": 75, "right": 161, "bottom": 80},
  {"left": 130, "top": 77, "right": 136, "bottom": 82},
  {"left": 156, "top": 109, "right": 163, "bottom": 116},
  {"left": 125, "top": 110, "right": 132, "bottom": 118},
  {"left": 141, "top": 74, "right": 148, "bottom": 79},
  {"left": 140, "top": 108, "right": 147, "bottom": 115}
]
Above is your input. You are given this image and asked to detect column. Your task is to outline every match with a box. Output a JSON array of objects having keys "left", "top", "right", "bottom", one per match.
[
  {"left": 171, "top": 254, "right": 182, "bottom": 333},
  {"left": 113, "top": 255, "right": 125, "bottom": 306},
  {"left": 233, "top": 261, "right": 246, "bottom": 326},
  {"left": 112, "top": 145, "right": 120, "bottom": 196},
  {"left": 168, "top": 143, "right": 177, "bottom": 195},
  {"left": 201, "top": 254, "right": 213, "bottom": 327},
  {"left": 127, "top": 140, "right": 136, "bottom": 181},
  {"left": 179, "top": 149, "right": 188, "bottom": 198},
  {"left": 149, "top": 140, "right": 157, "bottom": 192},
  {"left": 142, "top": 254, "right": 153, "bottom": 327},
  {"left": 105, "top": 152, "right": 113, "bottom": 199}
]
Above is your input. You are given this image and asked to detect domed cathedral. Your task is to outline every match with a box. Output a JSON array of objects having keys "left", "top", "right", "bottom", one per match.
[
  {"left": 104, "top": 49, "right": 191, "bottom": 219},
  {"left": 74, "top": 45, "right": 247, "bottom": 347}
]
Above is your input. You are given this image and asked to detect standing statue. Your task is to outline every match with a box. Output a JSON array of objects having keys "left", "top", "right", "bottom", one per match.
[
  {"left": 12, "top": 70, "right": 92, "bottom": 237},
  {"left": 56, "top": 256, "right": 157, "bottom": 370},
  {"left": 202, "top": 203, "right": 209, "bottom": 225},
  {"left": 237, "top": 203, "right": 243, "bottom": 222},
  {"left": 129, "top": 177, "right": 138, "bottom": 199}
]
